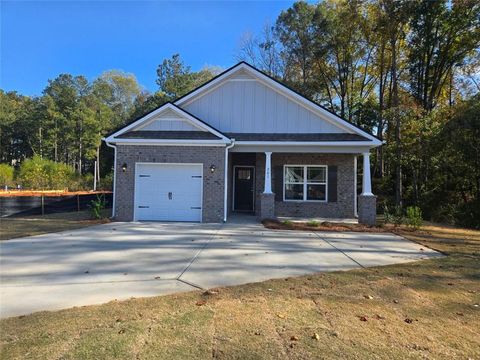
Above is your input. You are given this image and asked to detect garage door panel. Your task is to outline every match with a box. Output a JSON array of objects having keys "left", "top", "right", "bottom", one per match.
[{"left": 134, "top": 163, "right": 203, "bottom": 222}]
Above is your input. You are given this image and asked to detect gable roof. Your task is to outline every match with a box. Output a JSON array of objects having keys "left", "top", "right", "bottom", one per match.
[
  {"left": 104, "top": 62, "right": 381, "bottom": 147},
  {"left": 174, "top": 62, "right": 381, "bottom": 145},
  {"left": 104, "top": 102, "right": 230, "bottom": 143}
]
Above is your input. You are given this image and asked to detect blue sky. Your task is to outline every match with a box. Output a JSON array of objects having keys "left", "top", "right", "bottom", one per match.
[{"left": 1, "top": 0, "right": 294, "bottom": 96}]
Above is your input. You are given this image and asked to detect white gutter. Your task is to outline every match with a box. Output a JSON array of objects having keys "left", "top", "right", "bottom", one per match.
[
  {"left": 233, "top": 140, "right": 381, "bottom": 147},
  {"left": 103, "top": 138, "right": 229, "bottom": 145},
  {"left": 104, "top": 139, "right": 117, "bottom": 218},
  {"left": 223, "top": 139, "right": 235, "bottom": 222}
]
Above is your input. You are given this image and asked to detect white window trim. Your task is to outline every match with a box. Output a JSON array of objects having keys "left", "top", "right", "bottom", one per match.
[{"left": 283, "top": 165, "right": 328, "bottom": 203}]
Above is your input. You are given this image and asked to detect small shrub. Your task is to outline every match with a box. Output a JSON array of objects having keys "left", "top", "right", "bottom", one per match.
[
  {"left": 406, "top": 206, "right": 423, "bottom": 230},
  {"left": 282, "top": 220, "right": 293, "bottom": 226},
  {"left": 0, "top": 163, "right": 14, "bottom": 188},
  {"left": 307, "top": 220, "right": 320, "bottom": 227},
  {"left": 384, "top": 205, "right": 404, "bottom": 226},
  {"left": 90, "top": 194, "right": 107, "bottom": 219}
]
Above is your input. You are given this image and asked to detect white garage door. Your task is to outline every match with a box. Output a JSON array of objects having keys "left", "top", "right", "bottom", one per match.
[{"left": 134, "top": 163, "right": 203, "bottom": 222}]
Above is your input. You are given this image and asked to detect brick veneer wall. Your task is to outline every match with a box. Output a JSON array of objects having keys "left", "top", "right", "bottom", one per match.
[
  {"left": 114, "top": 145, "right": 225, "bottom": 222},
  {"left": 255, "top": 153, "right": 356, "bottom": 219}
]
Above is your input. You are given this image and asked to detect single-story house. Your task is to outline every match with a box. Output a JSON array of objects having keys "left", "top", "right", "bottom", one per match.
[{"left": 104, "top": 62, "right": 382, "bottom": 225}]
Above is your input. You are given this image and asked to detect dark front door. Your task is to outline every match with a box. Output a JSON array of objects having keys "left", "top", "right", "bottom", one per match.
[{"left": 234, "top": 166, "right": 255, "bottom": 212}]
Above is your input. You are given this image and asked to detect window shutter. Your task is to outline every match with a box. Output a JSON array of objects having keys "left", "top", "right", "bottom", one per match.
[
  {"left": 273, "top": 166, "right": 283, "bottom": 201},
  {"left": 328, "top": 166, "right": 337, "bottom": 202}
]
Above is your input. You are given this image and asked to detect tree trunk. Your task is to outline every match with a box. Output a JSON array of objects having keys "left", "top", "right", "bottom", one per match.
[
  {"left": 391, "top": 36, "right": 402, "bottom": 208},
  {"left": 377, "top": 42, "right": 386, "bottom": 178}
]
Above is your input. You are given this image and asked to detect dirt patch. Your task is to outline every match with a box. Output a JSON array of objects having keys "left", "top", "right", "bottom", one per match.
[{"left": 0, "top": 210, "right": 111, "bottom": 240}]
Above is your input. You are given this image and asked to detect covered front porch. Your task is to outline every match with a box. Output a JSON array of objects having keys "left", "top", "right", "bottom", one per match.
[{"left": 225, "top": 148, "right": 376, "bottom": 225}]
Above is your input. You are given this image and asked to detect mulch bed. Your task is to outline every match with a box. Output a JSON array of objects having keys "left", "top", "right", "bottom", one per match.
[{"left": 262, "top": 219, "right": 416, "bottom": 234}]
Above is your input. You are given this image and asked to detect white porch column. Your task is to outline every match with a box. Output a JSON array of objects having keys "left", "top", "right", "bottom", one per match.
[
  {"left": 361, "top": 152, "right": 373, "bottom": 196},
  {"left": 263, "top": 151, "right": 272, "bottom": 194}
]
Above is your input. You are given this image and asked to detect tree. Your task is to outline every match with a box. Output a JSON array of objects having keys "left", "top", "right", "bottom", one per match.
[
  {"left": 237, "top": 24, "right": 285, "bottom": 78},
  {"left": 408, "top": 0, "right": 480, "bottom": 111},
  {"left": 0, "top": 163, "right": 14, "bottom": 187},
  {"left": 275, "top": 1, "right": 316, "bottom": 96},
  {"left": 92, "top": 70, "right": 141, "bottom": 126},
  {"left": 156, "top": 54, "right": 220, "bottom": 100}
]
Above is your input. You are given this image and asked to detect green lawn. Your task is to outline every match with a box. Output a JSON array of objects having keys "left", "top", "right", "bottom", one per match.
[
  {"left": 0, "top": 210, "right": 110, "bottom": 240},
  {"left": 0, "top": 224, "right": 479, "bottom": 359}
]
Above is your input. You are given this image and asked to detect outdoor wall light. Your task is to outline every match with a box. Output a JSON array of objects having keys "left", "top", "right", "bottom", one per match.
[
  {"left": 210, "top": 164, "right": 216, "bottom": 173},
  {"left": 122, "top": 163, "right": 128, "bottom": 172}
]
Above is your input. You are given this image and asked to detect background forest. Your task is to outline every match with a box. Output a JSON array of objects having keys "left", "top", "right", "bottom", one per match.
[{"left": 1, "top": 0, "right": 479, "bottom": 227}]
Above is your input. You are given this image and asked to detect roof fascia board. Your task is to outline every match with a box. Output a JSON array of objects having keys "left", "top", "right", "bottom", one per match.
[
  {"left": 230, "top": 145, "right": 372, "bottom": 153},
  {"left": 234, "top": 141, "right": 376, "bottom": 146},
  {"left": 104, "top": 138, "right": 229, "bottom": 146}
]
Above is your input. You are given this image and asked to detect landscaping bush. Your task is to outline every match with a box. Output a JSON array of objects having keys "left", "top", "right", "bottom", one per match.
[
  {"left": 18, "top": 156, "right": 76, "bottom": 190},
  {"left": 406, "top": 206, "right": 423, "bottom": 230},
  {"left": 306, "top": 220, "right": 320, "bottom": 227},
  {"left": 89, "top": 193, "right": 107, "bottom": 219},
  {"left": 0, "top": 163, "right": 14, "bottom": 188},
  {"left": 384, "top": 205, "right": 404, "bottom": 226}
]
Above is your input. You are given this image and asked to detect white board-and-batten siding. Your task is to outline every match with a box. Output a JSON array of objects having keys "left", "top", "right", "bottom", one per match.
[
  {"left": 137, "top": 109, "right": 204, "bottom": 132},
  {"left": 183, "top": 79, "right": 347, "bottom": 134}
]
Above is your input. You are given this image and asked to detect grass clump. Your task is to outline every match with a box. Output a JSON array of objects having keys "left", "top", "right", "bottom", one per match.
[{"left": 306, "top": 220, "right": 320, "bottom": 227}]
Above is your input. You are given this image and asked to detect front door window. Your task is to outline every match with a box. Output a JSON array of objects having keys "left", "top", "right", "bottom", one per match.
[{"left": 234, "top": 167, "right": 255, "bottom": 211}]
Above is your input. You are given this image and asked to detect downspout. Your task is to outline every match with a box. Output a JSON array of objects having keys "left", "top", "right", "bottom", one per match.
[
  {"left": 104, "top": 139, "right": 117, "bottom": 218},
  {"left": 223, "top": 139, "right": 235, "bottom": 222},
  {"left": 354, "top": 155, "right": 358, "bottom": 218}
]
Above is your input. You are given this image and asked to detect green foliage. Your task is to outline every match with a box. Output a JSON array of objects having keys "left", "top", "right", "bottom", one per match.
[
  {"left": 455, "top": 199, "right": 480, "bottom": 230},
  {"left": 306, "top": 220, "right": 320, "bottom": 227},
  {"left": 156, "top": 54, "right": 219, "bottom": 99},
  {"left": 384, "top": 205, "right": 404, "bottom": 226},
  {"left": 406, "top": 206, "right": 423, "bottom": 230},
  {"left": 282, "top": 220, "right": 293, "bottom": 226},
  {"left": 0, "top": 163, "right": 14, "bottom": 187},
  {"left": 17, "top": 156, "right": 77, "bottom": 190},
  {"left": 100, "top": 172, "right": 114, "bottom": 191},
  {"left": 89, "top": 194, "right": 107, "bottom": 219}
]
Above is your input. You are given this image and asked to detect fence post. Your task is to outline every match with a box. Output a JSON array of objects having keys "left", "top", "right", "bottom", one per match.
[
  {"left": 94, "top": 161, "right": 97, "bottom": 191},
  {"left": 41, "top": 195, "right": 44, "bottom": 215},
  {"left": 77, "top": 194, "right": 80, "bottom": 212}
]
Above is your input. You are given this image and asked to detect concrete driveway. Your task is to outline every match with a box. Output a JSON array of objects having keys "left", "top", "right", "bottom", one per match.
[{"left": 0, "top": 217, "right": 441, "bottom": 318}]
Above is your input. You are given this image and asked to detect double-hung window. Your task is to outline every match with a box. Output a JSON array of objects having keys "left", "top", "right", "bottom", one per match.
[{"left": 284, "top": 165, "right": 327, "bottom": 202}]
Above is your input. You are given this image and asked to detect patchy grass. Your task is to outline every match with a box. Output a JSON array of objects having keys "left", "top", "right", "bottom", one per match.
[
  {"left": 0, "top": 210, "right": 110, "bottom": 240},
  {"left": 1, "top": 225, "right": 479, "bottom": 359}
]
